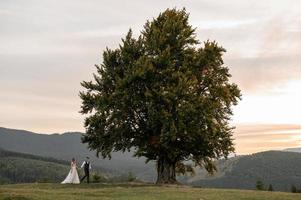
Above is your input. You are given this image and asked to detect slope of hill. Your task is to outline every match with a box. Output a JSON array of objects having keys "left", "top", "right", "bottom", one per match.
[
  {"left": 1, "top": 183, "right": 300, "bottom": 200},
  {"left": 284, "top": 147, "right": 301, "bottom": 153},
  {"left": 188, "top": 151, "right": 301, "bottom": 191},
  {"left": 0, "top": 127, "right": 156, "bottom": 181},
  {"left": 3, "top": 127, "right": 301, "bottom": 191},
  {"left": 0, "top": 148, "right": 71, "bottom": 184}
]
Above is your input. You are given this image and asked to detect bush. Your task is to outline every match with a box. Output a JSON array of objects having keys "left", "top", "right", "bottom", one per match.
[
  {"left": 256, "top": 180, "right": 265, "bottom": 190},
  {"left": 92, "top": 173, "right": 106, "bottom": 183},
  {"left": 127, "top": 171, "right": 136, "bottom": 182},
  {"left": 291, "top": 185, "right": 297, "bottom": 193},
  {"left": 268, "top": 184, "right": 273, "bottom": 191},
  {"left": 106, "top": 171, "right": 138, "bottom": 183}
]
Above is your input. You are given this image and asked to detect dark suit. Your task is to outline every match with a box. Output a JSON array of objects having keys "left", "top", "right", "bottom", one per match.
[{"left": 80, "top": 161, "right": 91, "bottom": 183}]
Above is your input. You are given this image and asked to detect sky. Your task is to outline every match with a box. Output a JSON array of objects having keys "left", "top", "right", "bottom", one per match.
[{"left": 1, "top": 0, "right": 301, "bottom": 154}]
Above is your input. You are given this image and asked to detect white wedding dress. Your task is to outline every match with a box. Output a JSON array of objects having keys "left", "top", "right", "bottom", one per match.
[{"left": 61, "top": 161, "right": 80, "bottom": 184}]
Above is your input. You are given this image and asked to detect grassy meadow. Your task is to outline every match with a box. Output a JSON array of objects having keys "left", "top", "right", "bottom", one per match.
[{"left": 1, "top": 183, "right": 301, "bottom": 200}]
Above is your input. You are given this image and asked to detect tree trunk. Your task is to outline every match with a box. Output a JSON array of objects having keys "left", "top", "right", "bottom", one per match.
[{"left": 156, "top": 156, "right": 177, "bottom": 184}]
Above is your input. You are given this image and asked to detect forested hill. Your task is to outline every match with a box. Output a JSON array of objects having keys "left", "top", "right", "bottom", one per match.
[
  {"left": 2, "top": 127, "right": 301, "bottom": 191},
  {"left": 0, "top": 127, "right": 156, "bottom": 181},
  {"left": 0, "top": 148, "right": 71, "bottom": 184},
  {"left": 185, "top": 151, "right": 301, "bottom": 191},
  {"left": 0, "top": 147, "right": 69, "bottom": 165}
]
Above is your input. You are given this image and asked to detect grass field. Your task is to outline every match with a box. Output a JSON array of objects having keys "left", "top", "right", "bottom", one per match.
[{"left": 0, "top": 183, "right": 301, "bottom": 200}]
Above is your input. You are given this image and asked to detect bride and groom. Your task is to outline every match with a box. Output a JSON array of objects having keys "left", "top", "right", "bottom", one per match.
[{"left": 61, "top": 156, "right": 91, "bottom": 184}]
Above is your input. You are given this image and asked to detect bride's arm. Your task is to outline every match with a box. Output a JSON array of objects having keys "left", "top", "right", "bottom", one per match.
[{"left": 70, "top": 162, "right": 74, "bottom": 173}]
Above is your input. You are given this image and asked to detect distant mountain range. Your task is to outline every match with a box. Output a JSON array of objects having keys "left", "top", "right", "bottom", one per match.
[
  {"left": 1, "top": 127, "right": 301, "bottom": 191},
  {"left": 284, "top": 147, "right": 301, "bottom": 153},
  {"left": 0, "top": 127, "right": 156, "bottom": 182}
]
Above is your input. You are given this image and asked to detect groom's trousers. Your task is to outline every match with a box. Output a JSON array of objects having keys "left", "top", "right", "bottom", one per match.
[{"left": 81, "top": 170, "right": 89, "bottom": 183}]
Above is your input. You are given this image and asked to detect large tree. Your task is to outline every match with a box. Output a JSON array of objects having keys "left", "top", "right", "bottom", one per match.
[{"left": 80, "top": 8, "right": 241, "bottom": 184}]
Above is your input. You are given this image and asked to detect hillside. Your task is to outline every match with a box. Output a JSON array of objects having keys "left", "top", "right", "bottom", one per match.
[
  {"left": 284, "top": 147, "right": 301, "bottom": 153},
  {"left": 2, "top": 127, "right": 301, "bottom": 191},
  {"left": 0, "top": 148, "right": 71, "bottom": 184},
  {"left": 0, "top": 148, "right": 113, "bottom": 184},
  {"left": 0, "top": 127, "right": 156, "bottom": 181},
  {"left": 187, "top": 151, "right": 301, "bottom": 191},
  {"left": 1, "top": 183, "right": 300, "bottom": 200}
]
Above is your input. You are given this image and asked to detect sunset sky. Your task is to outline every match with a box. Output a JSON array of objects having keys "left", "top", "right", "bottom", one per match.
[{"left": 1, "top": 0, "right": 301, "bottom": 154}]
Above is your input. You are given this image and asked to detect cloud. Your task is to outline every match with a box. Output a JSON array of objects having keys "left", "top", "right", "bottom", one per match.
[
  {"left": 1, "top": 0, "right": 301, "bottom": 152},
  {"left": 227, "top": 54, "right": 301, "bottom": 93},
  {"left": 218, "top": 17, "right": 301, "bottom": 94},
  {"left": 234, "top": 123, "right": 301, "bottom": 154}
]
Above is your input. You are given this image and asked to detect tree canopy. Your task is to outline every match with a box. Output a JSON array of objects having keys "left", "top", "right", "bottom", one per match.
[{"left": 80, "top": 8, "right": 241, "bottom": 184}]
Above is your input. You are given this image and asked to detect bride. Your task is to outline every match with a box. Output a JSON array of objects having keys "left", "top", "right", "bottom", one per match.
[{"left": 61, "top": 158, "right": 80, "bottom": 184}]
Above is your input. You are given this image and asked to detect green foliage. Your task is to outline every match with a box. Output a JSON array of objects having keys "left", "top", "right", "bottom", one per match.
[
  {"left": 92, "top": 173, "right": 101, "bottom": 183},
  {"left": 91, "top": 172, "right": 108, "bottom": 183},
  {"left": 189, "top": 151, "right": 301, "bottom": 192},
  {"left": 0, "top": 149, "right": 109, "bottom": 184},
  {"left": 0, "top": 156, "right": 69, "bottom": 184},
  {"left": 256, "top": 180, "right": 265, "bottom": 191},
  {"left": 0, "top": 148, "right": 69, "bottom": 165},
  {"left": 291, "top": 185, "right": 297, "bottom": 193},
  {"left": 127, "top": 171, "right": 136, "bottom": 182},
  {"left": 268, "top": 184, "right": 273, "bottom": 191},
  {"left": 106, "top": 172, "right": 137, "bottom": 183},
  {"left": 0, "top": 149, "right": 72, "bottom": 184},
  {"left": 80, "top": 8, "right": 241, "bottom": 180}
]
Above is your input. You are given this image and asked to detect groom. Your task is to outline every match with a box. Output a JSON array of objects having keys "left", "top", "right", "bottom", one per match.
[{"left": 80, "top": 157, "right": 91, "bottom": 183}]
